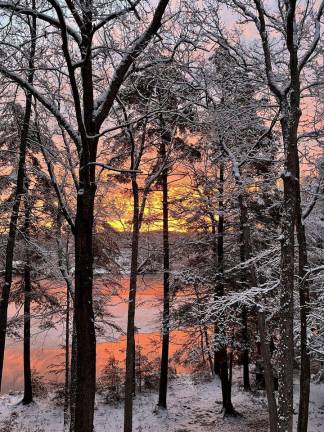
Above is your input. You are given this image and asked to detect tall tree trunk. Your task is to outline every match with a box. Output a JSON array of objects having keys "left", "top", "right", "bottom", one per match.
[
  {"left": 238, "top": 190, "right": 278, "bottom": 425},
  {"left": 69, "top": 315, "right": 77, "bottom": 430},
  {"left": 211, "top": 218, "right": 220, "bottom": 376},
  {"left": 241, "top": 306, "right": 250, "bottom": 391},
  {"left": 214, "top": 162, "right": 235, "bottom": 415},
  {"left": 238, "top": 194, "right": 251, "bottom": 391},
  {"left": 158, "top": 126, "right": 170, "bottom": 409},
  {"left": 258, "top": 312, "right": 279, "bottom": 432},
  {"left": 295, "top": 159, "right": 311, "bottom": 432},
  {"left": 55, "top": 210, "right": 73, "bottom": 429},
  {"left": 71, "top": 176, "right": 97, "bottom": 432},
  {"left": 124, "top": 179, "right": 140, "bottom": 432},
  {"left": 199, "top": 327, "right": 207, "bottom": 365},
  {"left": 70, "top": 4, "right": 98, "bottom": 425},
  {"left": 194, "top": 284, "right": 214, "bottom": 375},
  {"left": 0, "top": 8, "right": 36, "bottom": 388},
  {"left": 22, "top": 188, "right": 33, "bottom": 405},
  {"left": 277, "top": 7, "right": 301, "bottom": 429},
  {"left": 55, "top": 212, "right": 72, "bottom": 429},
  {"left": 204, "top": 327, "right": 214, "bottom": 376},
  {"left": 219, "top": 349, "right": 235, "bottom": 415},
  {"left": 213, "top": 165, "right": 223, "bottom": 377},
  {"left": 229, "top": 349, "right": 233, "bottom": 393},
  {"left": 251, "top": 2, "right": 304, "bottom": 427},
  {"left": 64, "top": 278, "right": 71, "bottom": 429},
  {"left": 277, "top": 100, "right": 300, "bottom": 432},
  {"left": 22, "top": 258, "right": 32, "bottom": 404},
  {"left": 71, "top": 68, "right": 98, "bottom": 431},
  {"left": 225, "top": 153, "right": 278, "bottom": 427}
]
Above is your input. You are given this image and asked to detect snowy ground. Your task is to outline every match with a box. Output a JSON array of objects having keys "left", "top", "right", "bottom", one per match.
[{"left": 0, "top": 374, "right": 323, "bottom": 431}]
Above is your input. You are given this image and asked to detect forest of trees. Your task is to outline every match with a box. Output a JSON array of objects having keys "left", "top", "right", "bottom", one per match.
[{"left": 0, "top": 1, "right": 323, "bottom": 432}]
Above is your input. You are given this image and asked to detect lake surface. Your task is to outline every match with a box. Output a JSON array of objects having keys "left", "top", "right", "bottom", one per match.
[{"left": 2, "top": 274, "right": 186, "bottom": 393}]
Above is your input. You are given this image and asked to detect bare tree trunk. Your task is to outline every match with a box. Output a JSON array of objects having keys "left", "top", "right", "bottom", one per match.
[
  {"left": 210, "top": 217, "right": 219, "bottom": 376},
  {"left": 258, "top": 312, "right": 279, "bottom": 432},
  {"left": 199, "top": 327, "right": 207, "bottom": 365},
  {"left": 229, "top": 350, "right": 233, "bottom": 393},
  {"left": 213, "top": 163, "right": 224, "bottom": 376},
  {"left": 124, "top": 178, "right": 140, "bottom": 432},
  {"left": 0, "top": 7, "right": 36, "bottom": 388},
  {"left": 64, "top": 278, "right": 70, "bottom": 428},
  {"left": 238, "top": 190, "right": 279, "bottom": 425},
  {"left": 295, "top": 162, "right": 311, "bottom": 432},
  {"left": 214, "top": 162, "right": 235, "bottom": 415},
  {"left": 222, "top": 144, "right": 278, "bottom": 425},
  {"left": 238, "top": 193, "right": 252, "bottom": 392},
  {"left": 55, "top": 211, "right": 72, "bottom": 429},
  {"left": 70, "top": 8, "right": 98, "bottom": 427},
  {"left": 22, "top": 188, "right": 33, "bottom": 405},
  {"left": 277, "top": 99, "right": 300, "bottom": 432},
  {"left": 204, "top": 327, "right": 214, "bottom": 376},
  {"left": 71, "top": 172, "right": 97, "bottom": 432},
  {"left": 211, "top": 218, "right": 220, "bottom": 376},
  {"left": 194, "top": 284, "right": 214, "bottom": 375},
  {"left": 219, "top": 348, "right": 235, "bottom": 415},
  {"left": 238, "top": 190, "right": 279, "bottom": 424},
  {"left": 241, "top": 307, "right": 250, "bottom": 391},
  {"left": 238, "top": 189, "right": 251, "bottom": 392},
  {"left": 71, "top": 66, "right": 98, "bottom": 431},
  {"left": 22, "top": 260, "right": 33, "bottom": 404},
  {"left": 70, "top": 315, "right": 77, "bottom": 430},
  {"left": 158, "top": 124, "right": 170, "bottom": 409},
  {"left": 137, "top": 346, "right": 142, "bottom": 394}
]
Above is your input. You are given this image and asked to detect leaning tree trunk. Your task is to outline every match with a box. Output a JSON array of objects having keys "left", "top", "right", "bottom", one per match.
[
  {"left": 124, "top": 178, "right": 140, "bottom": 432},
  {"left": 158, "top": 125, "right": 171, "bottom": 409},
  {"left": 295, "top": 157, "right": 311, "bottom": 432},
  {"left": 22, "top": 187, "right": 33, "bottom": 405},
  {"left": 0, "top": 10, "right": 36, "bottom": 388}
]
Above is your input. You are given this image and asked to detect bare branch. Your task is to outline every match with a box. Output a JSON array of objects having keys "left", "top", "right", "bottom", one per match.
[{"left": 93, "top": 0, "right": 170, "bottom": 128}]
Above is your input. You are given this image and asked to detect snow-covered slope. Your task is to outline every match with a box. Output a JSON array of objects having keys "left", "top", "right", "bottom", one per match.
[{"left": 0, "top": 375, "right": 323, "bottom": 431}]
